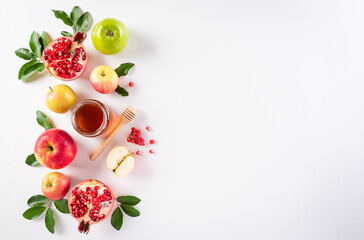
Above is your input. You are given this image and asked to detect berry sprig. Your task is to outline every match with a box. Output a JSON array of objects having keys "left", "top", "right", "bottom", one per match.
[
  {"left": 22, "top": 195, "right": 69, "bottom": 234},
  {"left": 111, "top": 195, "right": 141, "bottom": 231}
]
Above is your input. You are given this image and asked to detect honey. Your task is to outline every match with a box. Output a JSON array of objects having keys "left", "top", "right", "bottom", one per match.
[
  {"left": 71, "top": 99, "right": 110, "bottom": 137},
  {"left": 75, "top": 103, "right": 104, "bottom": 133}
]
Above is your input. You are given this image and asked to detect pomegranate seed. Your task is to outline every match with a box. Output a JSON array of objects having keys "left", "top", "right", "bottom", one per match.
[
  {"left": 146, "top": 126, "right": 152, "bottom": 131},
  {"left": 129, "top": 82, "right": 134, "bottom": 87},
  {"left": 149, "top": 149, "right": 155, "bottom": 154},
  {"left": 127, "top": 127, "right": 145, "bottom": 146},
  {"left": 136, "top": 151, "right": 142, "bottom": 155},
  {"left": 150, "top": 139, "right": 155, "bottom": 144}
]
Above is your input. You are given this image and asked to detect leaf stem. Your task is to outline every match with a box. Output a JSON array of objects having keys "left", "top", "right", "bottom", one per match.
[{"left": 46, "top": 201, "right": 53, "bottom": 208}]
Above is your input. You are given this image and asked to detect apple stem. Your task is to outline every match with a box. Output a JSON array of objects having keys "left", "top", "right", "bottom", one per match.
[{"left": 49, "top": 86, "right": 53, "bottom": 92}]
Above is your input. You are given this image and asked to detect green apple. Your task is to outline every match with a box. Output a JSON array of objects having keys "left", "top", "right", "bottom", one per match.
[{"left": 91, "top": 18, "right": 129, "bottom": 55}]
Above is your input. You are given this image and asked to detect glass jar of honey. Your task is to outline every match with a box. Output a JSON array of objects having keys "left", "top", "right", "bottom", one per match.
[{"left": 71, "top": 99, "right": 110, "bottom": 137}]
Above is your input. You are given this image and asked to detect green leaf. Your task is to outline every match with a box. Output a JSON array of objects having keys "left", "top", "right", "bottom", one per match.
[
  {"left": 75, "top": 12, "right": 90, "bottom": 32},
  {"left": 36, "top": 110, "right": 53, "bottom": 130},
  {"left": 61, "top": 31, "right": 73, "bottom": 37},
  {"left": 115, "top": 86, "right": 129, "bottom": 97},
  {"left": 52, "top": 10, "right": 73, "bottom": 26},
  {"left": 25, "top": 153, "right": 41, "bottom": 167},
  {"left": 18, "top": 60, "right": 38, "bottom": 80},
  {"left": 29, "top": 31, "right": 42, "bottom": 57},
  {"left": 114, "top": 63, "right": 135, "bottom": 77},
  {"left": 70, "top": 6, "right": 81, "bottom": 26},
  {"left": 117, "top": 196, "right": 141, "bottom": 206},
  {"left": 111, "top": 207, "right": 123, "bottom": 230},
  {"left": 20, "top": 62, "right": 45, "bottom": 82},
  {"left": 45, "top": 208, "right": 55, "bottom": 234},
  {"left": 54, "top": 199, "right": 70, "bottom": 214},
  {"left": 39, "top": 31, "right": 48, "bottom": 54},
  {"left": 27, "top": 195, "right": 49, "bottom": 207},
  {"left": 15, "top": 48, "right": 35, "bottom": 60},
  {"left": 23, "top": 206, "right": 47, "bottom": 220},
  {"left": 121, "top": 204, "right": 140, "bottom": 217}
]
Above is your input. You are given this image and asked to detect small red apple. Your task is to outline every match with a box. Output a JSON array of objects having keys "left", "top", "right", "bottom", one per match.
[
  {"left": 41, "top": 172, "right": 70, "bottom": 201},
  {"left": 89, "top": 65, "right": 119, "bottom": 94},
  {"left": 34, "top": 128, "right": 77, "bottom": 169}
]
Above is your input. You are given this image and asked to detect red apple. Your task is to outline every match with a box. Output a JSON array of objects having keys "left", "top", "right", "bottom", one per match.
[
  {"left": 34, "top": 128, "right": 77, "bottom": 169},
  {"left": 41, "top": 172, "right": 70, "bottom": 201},
  {"left": 89, "top": 65, "right": 119, "bottom": 94}
]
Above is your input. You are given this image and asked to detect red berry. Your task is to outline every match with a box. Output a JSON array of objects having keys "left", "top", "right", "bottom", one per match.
[
  {"left": 136, "top": 151, "right": 142, "bottom": 155},
  {"left": 129, "top": 82, "right": 134, "bottom": 87},
  {"left": 149, "top": 149, "right": 155, "bottom": 154},
  {"left": 150, "top": 139, "right": 155, "bottom": 144},
  {"left": 127, "top": 127, "right": 145, "bottom": 146},
  {"left": 146, "top": 126, "right": 152, "bottom": 131}
]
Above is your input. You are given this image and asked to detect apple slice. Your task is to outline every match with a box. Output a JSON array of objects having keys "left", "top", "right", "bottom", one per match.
[{"left": 106, "top": 146, "right": 135, "bottom": 177}]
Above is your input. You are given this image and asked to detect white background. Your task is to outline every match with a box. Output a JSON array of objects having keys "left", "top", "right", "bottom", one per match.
[{"left": 1, "top": 0, "right": 364, "bottom": 239}]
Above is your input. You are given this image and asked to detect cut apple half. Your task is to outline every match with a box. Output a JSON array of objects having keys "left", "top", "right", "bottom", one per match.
[{"left": 106, "top": 146, "right": 135, "bottom": 177}]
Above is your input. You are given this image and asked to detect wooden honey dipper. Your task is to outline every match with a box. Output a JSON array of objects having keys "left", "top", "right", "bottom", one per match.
[{"left": 89, "top": 106, "right": 137, "bottom": 161}]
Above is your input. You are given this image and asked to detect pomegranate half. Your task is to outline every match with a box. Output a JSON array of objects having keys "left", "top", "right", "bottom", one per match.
[
  {"left": 68, "top": 179, "right": 114, "bottom": 234},
  {"left": 42, "top": 32, "right": 88, "bottom": 81}
]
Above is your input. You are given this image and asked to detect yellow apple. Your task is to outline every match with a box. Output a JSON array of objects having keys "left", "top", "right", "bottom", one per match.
[
  {"left": 45, "top": 84, "right": 76, "bottom": 114},
  {"left": 106, "top": 146, "right": 135, "bottom": 177},
  {"left": 89, "top": 65, "right": 119, "bottom": 94}
]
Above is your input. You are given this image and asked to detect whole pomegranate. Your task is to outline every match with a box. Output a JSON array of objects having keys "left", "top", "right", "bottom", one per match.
[
  {"left": 42, "top": 32, "right": 88, "bottom": 81},
  {"left": 68, "top": 179, "right": 114, "bottom": 234}
]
